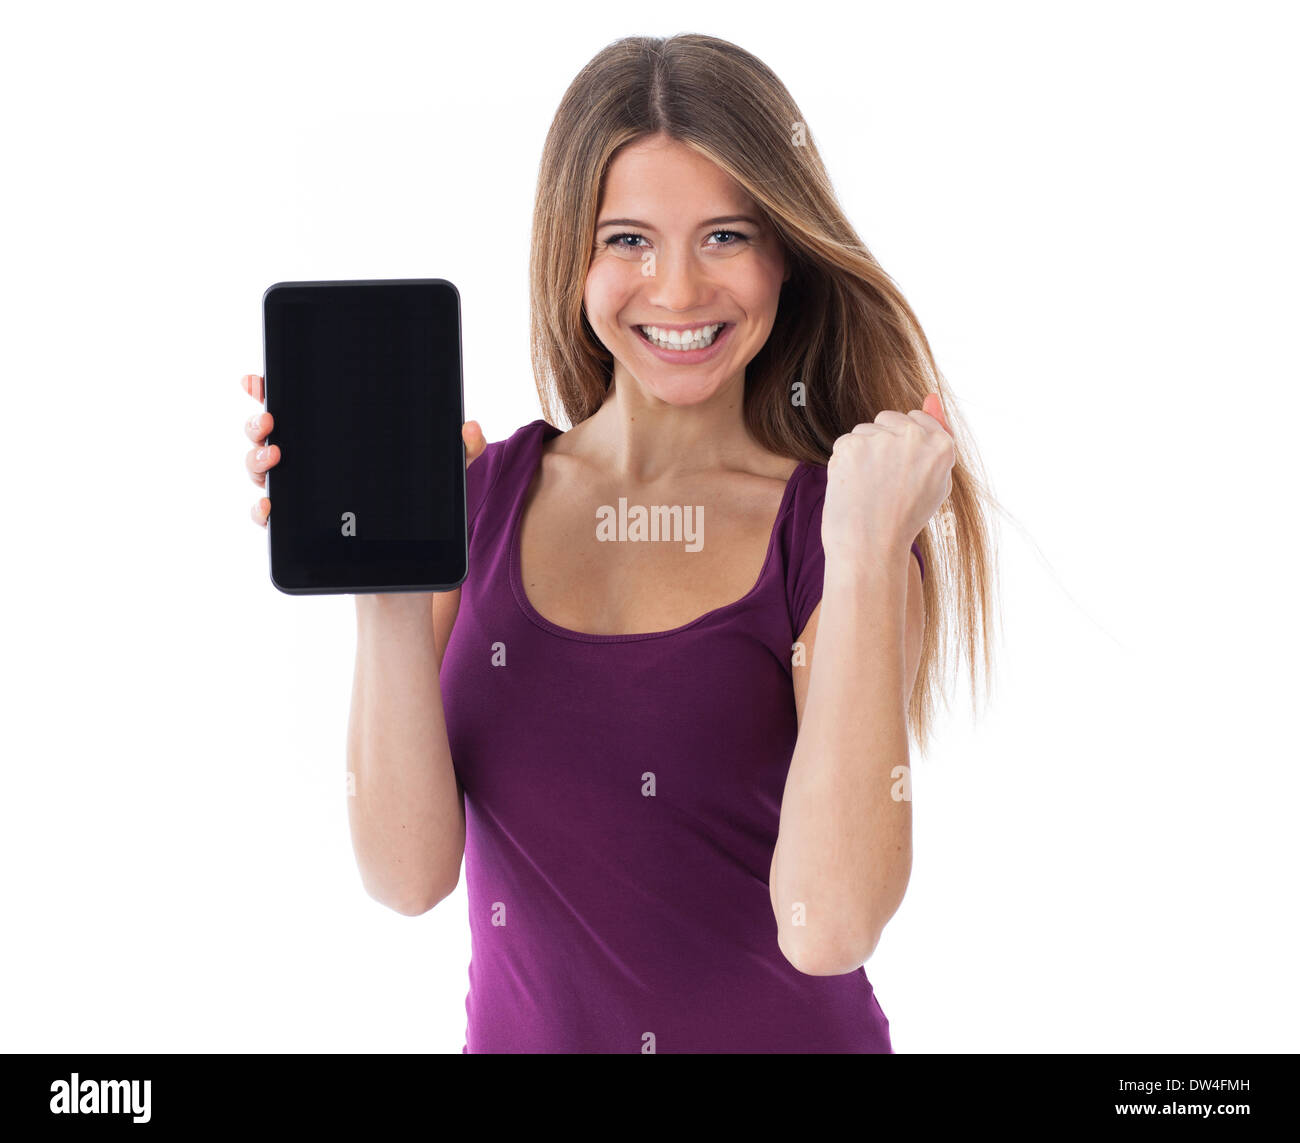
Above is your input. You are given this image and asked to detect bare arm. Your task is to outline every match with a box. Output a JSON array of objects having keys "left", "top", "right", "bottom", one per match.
[
  {"left": 769, "top": 400, "right": 949, "bottom": 975},
  {"left": 346, "top": 591, "right": 467, "bottom": 914},
  {"left": 770, "top": 548, "right": 924, "bottom": 973}
]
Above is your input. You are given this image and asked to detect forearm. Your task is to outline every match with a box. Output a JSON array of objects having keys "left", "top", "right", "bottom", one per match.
[
  {"left": 346, "top": 593, "right": 465, "bottom": 914},
  {"left": 771, "top": 547, "right": 913, "bottom": 973}
]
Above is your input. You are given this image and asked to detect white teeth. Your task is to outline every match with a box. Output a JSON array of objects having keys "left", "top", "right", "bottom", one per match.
[{"left": 638, "top": 323, "right": 724, "bottom": 350}]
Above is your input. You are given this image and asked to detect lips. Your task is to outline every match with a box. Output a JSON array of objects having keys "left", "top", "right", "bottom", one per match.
[
  {"left": 635, "top": 322, "right": 727, "bottom": 350},
  {"left": 631, "top": 320, "right": 736, "bottom": 362}
]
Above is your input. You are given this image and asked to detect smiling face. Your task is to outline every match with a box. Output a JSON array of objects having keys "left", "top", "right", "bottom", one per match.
[{"left": 584, "top": 133, "right": 789, "bottom": 408}]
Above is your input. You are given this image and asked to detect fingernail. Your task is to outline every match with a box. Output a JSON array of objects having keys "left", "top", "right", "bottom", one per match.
[{"left": 256, "top": 447, "right": 268, "bottom": 461}]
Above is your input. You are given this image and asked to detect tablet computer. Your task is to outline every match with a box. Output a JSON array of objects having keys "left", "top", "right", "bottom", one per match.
[{"left": 262, "top": 278, "right": 467, "bottom": 594}]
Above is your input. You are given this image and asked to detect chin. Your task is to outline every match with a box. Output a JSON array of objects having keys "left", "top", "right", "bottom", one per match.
[{"left": 636, "top": 375, "right": 729, "bottom": 407}]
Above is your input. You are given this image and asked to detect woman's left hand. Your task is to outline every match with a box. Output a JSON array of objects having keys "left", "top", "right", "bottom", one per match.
[{"left": 821, "top": 392, "right": 956, "bottom": 573}]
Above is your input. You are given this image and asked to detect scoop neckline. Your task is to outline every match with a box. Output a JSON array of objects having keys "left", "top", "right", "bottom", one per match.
[{"left": 508, "top": 420, "right": 811, "bottom": 643}]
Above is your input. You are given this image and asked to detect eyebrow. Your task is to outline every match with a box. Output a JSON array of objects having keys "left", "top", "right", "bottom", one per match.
[{"left": 595, "top": 214, "right": 762, "bottom": 231}]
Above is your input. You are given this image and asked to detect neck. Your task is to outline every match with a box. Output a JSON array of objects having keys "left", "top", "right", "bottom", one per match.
[{"left": 568, "top": 359, "right": 762, "bottom": 483}]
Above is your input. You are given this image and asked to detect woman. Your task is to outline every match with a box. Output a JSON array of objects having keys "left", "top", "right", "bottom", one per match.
[{"left": 242, "top": 33, "right": 998, "bottom": 1053}]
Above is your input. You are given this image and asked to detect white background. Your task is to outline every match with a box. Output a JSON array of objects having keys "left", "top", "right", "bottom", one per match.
[{"left": 2, "top": 0, "right": 1295, "bottom": 1053}]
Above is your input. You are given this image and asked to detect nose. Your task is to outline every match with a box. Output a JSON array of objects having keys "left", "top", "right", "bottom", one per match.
[{"left": 645, "top": 246, "right": 712, "bottom": 313}]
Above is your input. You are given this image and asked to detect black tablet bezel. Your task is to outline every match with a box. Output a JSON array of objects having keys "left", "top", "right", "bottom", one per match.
[{"left": 262, "top": 278, "right": 468, "bottom": 595}]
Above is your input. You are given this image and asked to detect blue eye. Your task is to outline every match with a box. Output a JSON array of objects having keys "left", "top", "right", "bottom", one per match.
[{"left": 600, "top": 230, "right": 751, "bottom": 250}]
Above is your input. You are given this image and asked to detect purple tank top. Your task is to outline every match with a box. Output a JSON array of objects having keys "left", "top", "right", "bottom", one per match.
[{"left": 440, "top": 419, "right": 923, "bottom": 1053}]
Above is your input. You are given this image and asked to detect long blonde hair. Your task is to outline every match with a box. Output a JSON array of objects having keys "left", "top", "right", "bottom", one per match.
[{"left": 529, "top": 33, "right": 1001, "bottom": 753}]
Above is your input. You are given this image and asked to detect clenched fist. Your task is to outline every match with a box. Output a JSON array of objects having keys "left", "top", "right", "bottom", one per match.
[{"left": 822, "top": 392, "right": 955, "bottom": 573}]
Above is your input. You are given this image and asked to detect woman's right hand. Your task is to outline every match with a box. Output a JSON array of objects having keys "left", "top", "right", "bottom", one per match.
[{"left": 241, "top": 372, "right": 487, "bottom": 527}]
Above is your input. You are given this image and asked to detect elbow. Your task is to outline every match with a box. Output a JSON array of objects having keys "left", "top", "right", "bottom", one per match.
[
  {"left": 388, "top": 897, "right": 436, "bottom": 917},
  {"left": 778, "top": 920, "right": 880, "bottom": 977},
  {"left": 371, "top": 869, "right": 460, "bottom": 917}
]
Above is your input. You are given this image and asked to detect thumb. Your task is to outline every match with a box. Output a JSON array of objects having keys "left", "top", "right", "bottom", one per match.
[
  {"left": 923, "top": 392, "right": 951, "bottom": 435},
  {"left": 463, "top": 420, "right": 488, "bottom": 467}
]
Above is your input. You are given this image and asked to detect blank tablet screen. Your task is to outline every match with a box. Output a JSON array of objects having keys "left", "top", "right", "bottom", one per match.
[{"left": 262, "top": 279, "right": 466, "bottom": 594}]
